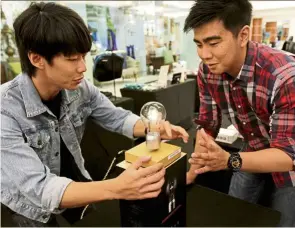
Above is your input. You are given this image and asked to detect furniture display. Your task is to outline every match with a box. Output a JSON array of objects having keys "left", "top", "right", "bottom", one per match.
[
  {"left": 251, "top": 18, "right": 263, "bottom": 43},
  {"left": 121, "top": 56, "right": 140, "bottom": 80},
  {"left": 150, "top": 56, "right": 165, "bottom": 74}
]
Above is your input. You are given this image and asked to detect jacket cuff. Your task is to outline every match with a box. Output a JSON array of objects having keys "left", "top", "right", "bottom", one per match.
[
  {"left": 122, "top": 113, "right": 141, "bottom": 139},
  {"left": 41, "top": 175, "right": 73, "bottom": 213}
]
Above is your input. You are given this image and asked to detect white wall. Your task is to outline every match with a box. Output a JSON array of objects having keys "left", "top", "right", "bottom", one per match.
[
  {"left": 1, "top": 1, "right": 30, "bottom": 28},
  {"left": 114, "top": 9, "right": 147, "bottom": 73},
  {"left": 64, "top": 2, "right": 88, "bottom": 24},
  {"left": 175, "top": 16, "right": 201, "bottom": 71}
]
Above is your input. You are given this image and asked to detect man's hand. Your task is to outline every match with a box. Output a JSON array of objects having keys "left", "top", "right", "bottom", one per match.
[
  {"left": 186, "top": 170, "right": 197, "bottom": 185},
  {"left": 159, "top": 121, "right": 189, "bottom": 143},
  {"left": 186, "top": 129, "right": 208, "bottom": 185},
  {"left": 114, "top": 156, "right": 166, "bottom": 200},
  {"left": 133, "top": 119, "right": 189, "bottom": 143},
  {"left": 190, "top": 128, "right": 230, "bottom": 175}
]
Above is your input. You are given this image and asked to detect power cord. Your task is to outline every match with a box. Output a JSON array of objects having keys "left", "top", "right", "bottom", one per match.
[{"left": 80, "top": 150, "right": 126, "bottom": 220}]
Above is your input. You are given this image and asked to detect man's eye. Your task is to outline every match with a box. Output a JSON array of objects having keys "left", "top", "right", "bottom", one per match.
[
  {"left": 197, "top": 44, "right": 202, "bottom": 48},
  {"left": 209, "top": 43, "right": 218, "bottom": 46}
]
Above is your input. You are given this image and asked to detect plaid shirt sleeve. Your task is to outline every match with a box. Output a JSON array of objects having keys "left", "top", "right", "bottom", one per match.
[
  {"left": 194, "top": 63, "right": 222, "bottom": 138},
  {"left": 270, "top": 75, "right": 295, "bottom": 164}
]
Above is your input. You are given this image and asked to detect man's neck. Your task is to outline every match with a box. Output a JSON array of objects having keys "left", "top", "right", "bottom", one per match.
[
  {"left": 226, "top": 46, "right": 247, "bottom": 78},
  {"left": 31, "top": 72, "right": 61, "bottom": 101}
]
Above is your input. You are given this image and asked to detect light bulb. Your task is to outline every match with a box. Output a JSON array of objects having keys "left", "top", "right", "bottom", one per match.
[{"left": 140, "top": 102, "right": 167, "bottom": 151}]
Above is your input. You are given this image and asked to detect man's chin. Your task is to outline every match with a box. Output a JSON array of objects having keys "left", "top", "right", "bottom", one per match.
[
  {"left": 64, "top": 84, "right": 80, "bottom": 90},
  {"left": 209, "top": 68, "right": 223, "bottom": 74},
  {"left": 207, "top": 65, "right": 223, "bottom": 74}
]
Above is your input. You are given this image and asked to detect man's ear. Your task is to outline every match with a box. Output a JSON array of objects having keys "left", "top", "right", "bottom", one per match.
[
  {"left": 27, "top": 52, "right": 45, "bottom": 70},
  {"left": 239, "top": 25, "right": 250, "bottom": 48}
]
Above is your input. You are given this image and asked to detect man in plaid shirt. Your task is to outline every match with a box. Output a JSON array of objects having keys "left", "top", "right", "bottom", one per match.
[{"left": 184, "top": 0, "right": 295, "bottom": 226}]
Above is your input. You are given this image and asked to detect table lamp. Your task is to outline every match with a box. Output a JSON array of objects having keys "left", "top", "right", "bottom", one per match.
[{"left": 140, "top": 101, "right": 166, "bottom": 151}]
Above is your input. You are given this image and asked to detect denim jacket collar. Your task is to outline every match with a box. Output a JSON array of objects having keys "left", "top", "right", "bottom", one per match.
[
  {"left": 19, "top": 74, "right": 79, "bottom": 118},
  {"left": 61, "top": 89, "right": 80, "bottom": 105}
]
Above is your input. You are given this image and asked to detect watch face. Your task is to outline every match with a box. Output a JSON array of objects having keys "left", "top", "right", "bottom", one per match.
[{"left": 232, "top": 158, "right": 241, "bottom": 168}]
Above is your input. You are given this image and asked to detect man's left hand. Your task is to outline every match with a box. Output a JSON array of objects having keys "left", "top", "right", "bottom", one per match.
[
  {"left": 159, "top": 121, "right": 189, "bottom": 143},
  {"left": 189, "top": 128, "right": 230, "bottom": 174}
]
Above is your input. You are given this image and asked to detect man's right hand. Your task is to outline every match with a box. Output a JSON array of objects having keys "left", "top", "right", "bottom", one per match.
[
  {"left": 186, "top": 129, "right": 209, "bottom": 185},
  {"left": 114, "top": 156, "right": 166, "bottom": 200}
]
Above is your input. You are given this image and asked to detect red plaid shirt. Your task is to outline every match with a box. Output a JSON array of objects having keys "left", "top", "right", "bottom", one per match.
[{"left": 195, "top": 41, "right": 295, "bottom": 188}]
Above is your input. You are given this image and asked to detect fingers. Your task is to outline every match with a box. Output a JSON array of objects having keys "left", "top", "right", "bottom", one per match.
[
  {"left": 144, "top": 168, "right": 166, "bottom": 185},
  {"left": 198, "top": 139, "right": 206, "bottom": 147},
  {"left": 199, "top": 128, "right": 210, "bottom": 143},
  {"left": 163, "top": 121, "right": 172, "bottom": 138},
  {"left": 192, "top": 152, "right": 209, "bottom": 160},
  {"left": 131, "top": 156, "right": 152, "bottom": 170},
  {"left": 137, "top": 163, "right": 163, "bottom": 177},
  {"left": 141, "top": 189, "right": 162, "bottom": 199},
  {"left": 171, "top": 125, "right": 189, "bottom": 143},
  {"left": 194, "top": 166, "right": 211, "bottom": 175},
  {"left": 197, "top": 135, "right": 219, "bottom": 153},
  {"left": 186, "top": 172, "right": 196, "bottom": 185},
  {"left": 188, "top": 158, "right": 206, "bottom": 166},
  {"left": 194, "top": 143, "right": 207, "bottom": 154},
  {"left": 140, "top": 177, "right": 165, "bottom": 194}
]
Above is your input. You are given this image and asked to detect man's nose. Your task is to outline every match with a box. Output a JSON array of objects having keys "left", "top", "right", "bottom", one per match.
[
  {"left": 77, "top": 58, "right": 87, "bottom": 73},
  {"left": 198, "top": 47, "right": 213, "bottom": 60}
]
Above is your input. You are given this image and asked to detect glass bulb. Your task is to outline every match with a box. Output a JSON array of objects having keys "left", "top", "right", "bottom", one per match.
[
  {"left": 140, "top": 102, "right": 167, "bottom": 151},
  {"left": 140, "top": 101, "right": 166, "bottom": 127}
]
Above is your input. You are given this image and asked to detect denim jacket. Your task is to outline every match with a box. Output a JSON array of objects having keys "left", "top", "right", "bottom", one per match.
[{"left": 1, "top": 73, "right": 140, "bottom": 223}]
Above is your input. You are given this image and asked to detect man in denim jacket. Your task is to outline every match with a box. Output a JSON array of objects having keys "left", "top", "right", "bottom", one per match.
[{"left": 1, "top": 2, "right": 189, "bottom": 226}]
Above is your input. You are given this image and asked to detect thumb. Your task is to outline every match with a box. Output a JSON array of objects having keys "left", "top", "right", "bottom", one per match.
[
  {"left": 131, "top": 156, "right": 152, "bottom": 170},
  {"left": 199, "top": 128, "right": 210, "bottom": 143}
]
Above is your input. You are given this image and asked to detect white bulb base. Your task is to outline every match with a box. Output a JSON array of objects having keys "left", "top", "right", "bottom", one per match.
[{"left": 146, "top": 132, "right": 161, "bottom": 151}]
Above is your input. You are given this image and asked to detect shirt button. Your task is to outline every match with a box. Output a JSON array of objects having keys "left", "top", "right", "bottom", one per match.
[
  {"left": 251, "top": 133, "right": 254, "bottom": 136},
  {"left": 233, "top": 87, "right": 236, "bottom": 91},
  {"left": 55, "top": 127, "right": 58, "bottom": 132},
  {"left": 238, "top": 105, "right": 241, "bottom": 109},
  {"left": 55, "top": 152, "right": 59, "bottom": 157},
  {"left": 37, "top": 140, "right": 42, "bottom": 145},
  {"left": 243, "top": 122, "right": 246, "bottom": 125}
]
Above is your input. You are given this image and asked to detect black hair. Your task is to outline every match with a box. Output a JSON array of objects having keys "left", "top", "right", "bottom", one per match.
[
  {"left": 184, "top": 0, "right": 252, "bottom": 36},
  {"left": 13, "top": 2, "right": 92, "bottom": 77}
]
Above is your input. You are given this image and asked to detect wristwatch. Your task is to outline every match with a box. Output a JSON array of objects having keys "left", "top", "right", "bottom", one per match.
[{"left": 227, "top": 153, "right": 242, "bottom": 172}]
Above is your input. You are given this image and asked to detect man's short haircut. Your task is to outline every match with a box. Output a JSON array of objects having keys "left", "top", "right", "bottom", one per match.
[
  {"left": 184, "top": 0, "right": 252, "bottom": 36},
  {"left": 13, "top": 2, "right": 92, "bottom": 76}
]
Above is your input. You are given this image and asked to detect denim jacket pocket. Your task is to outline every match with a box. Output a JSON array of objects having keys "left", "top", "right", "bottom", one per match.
[
  {"left": 70, "top": 107, "right": 92, "bottom": 127},
  {"left": 26, "top": 131, "right": 51, "bottom": 162},
  {"left": 69, "top": 106, "right": 92, "bottom": 141}
]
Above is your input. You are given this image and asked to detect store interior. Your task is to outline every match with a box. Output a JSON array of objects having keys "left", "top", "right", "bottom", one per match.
[
  {"left": 1, "top": 1, "right": 295, "bottom": 227},
  {"left": 1, "top": 1, "right": 295, "bottom": 93}
]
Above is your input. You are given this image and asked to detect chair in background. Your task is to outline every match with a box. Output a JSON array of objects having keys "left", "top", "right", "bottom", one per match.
[
  {"left": 282, "top": 40, "right": 295, "bottom": 54},
  {"left": 121, "top": 56, "right": 140, "bottom": 81},
  {"left": 150, "top": 56, "right": 165, "bottom": 74},
  {"left": 93, "top": 52, "right": 124, "bottom": 98}
]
